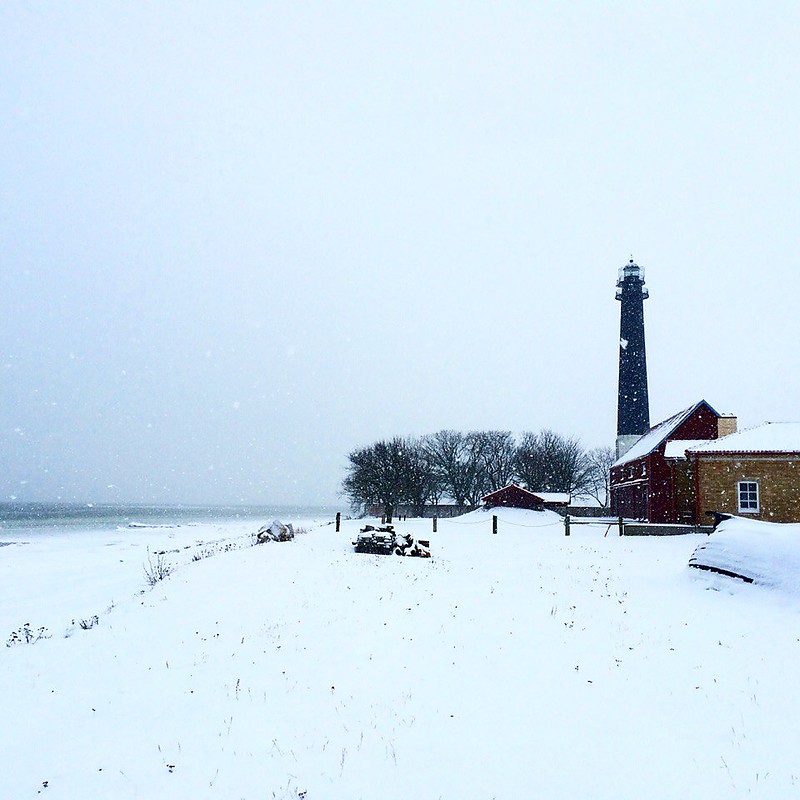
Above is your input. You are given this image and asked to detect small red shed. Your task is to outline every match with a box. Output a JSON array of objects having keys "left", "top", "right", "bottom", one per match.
[{"left": 482, "top": 484, "right": 570, "bottom": 511}]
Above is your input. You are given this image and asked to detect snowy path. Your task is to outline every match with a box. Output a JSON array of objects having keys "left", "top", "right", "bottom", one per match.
[{"left": 2, "top": 511, "right": 799, "bottom": 798}]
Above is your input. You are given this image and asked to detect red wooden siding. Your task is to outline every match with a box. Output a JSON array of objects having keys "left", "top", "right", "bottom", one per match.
[
  {"left": 482, "top": 484, "right": 544, "bottom": 511},
  {"left": 611, "top": 401, "right": 721, "bottom": 523}
]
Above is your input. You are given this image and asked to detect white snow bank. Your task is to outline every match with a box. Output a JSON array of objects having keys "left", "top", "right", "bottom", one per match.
[
  {"left": 689, "top": 516, "right": 800, "bottom": 594},
  {"left": 453, "top": 505, "right": 564, "bottom": 529},
  {"left": 0, "top": 520, "right": 262, "bottom": 636}
]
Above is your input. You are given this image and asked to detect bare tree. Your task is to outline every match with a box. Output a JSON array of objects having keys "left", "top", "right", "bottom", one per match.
[
  {"left": 400, "top": 436, "right": 438, "bottom": 517},
  {"left": 583, "top": 446, "right": 614, "bottom": 507},
  {"left": 514, "top": 429, "right": 591, "bottom": 495},
  {"left": 342, "top": 444, "right": 380, "bottom": 514},
  {"left": 423, "top": 430, "right": 478, "bottom": 507},
  {"left": 513, "top": 431, "right": 548, "bottom": 491},
  {"left": 472, "top": 430, "right": 516, "bottom": 497},
  {"left": 544, "top": 430, "right": 592, "bottom": 496},
  {"left": 343, "top": 436, "right": 439, "bottom": 518},
  {"left": 342, "top": 438, "right": 407, "bottom": 519},
  {"left": 462, "top": 432, "right": 487, "bottom": 507}
]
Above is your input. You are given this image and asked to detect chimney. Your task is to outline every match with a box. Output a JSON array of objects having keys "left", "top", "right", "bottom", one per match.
[{"left": 717, "top": 415, "right": 737, "bottom": 438}]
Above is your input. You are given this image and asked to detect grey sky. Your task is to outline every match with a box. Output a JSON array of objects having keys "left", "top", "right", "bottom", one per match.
[{"left": 2, "top": 2, "right": 799, "bottom": 506}]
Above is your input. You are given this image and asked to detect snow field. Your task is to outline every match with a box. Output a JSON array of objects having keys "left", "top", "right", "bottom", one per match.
[{"left": 2, "top": 509, "right": 800, "bottom": 798}]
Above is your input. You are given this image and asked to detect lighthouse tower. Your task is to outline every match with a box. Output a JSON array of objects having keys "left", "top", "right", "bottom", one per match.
[{"left": 615, "top": 258, "right": 650, "bottom": 459}]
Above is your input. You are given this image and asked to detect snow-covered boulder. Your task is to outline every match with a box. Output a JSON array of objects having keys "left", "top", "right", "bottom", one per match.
[
  {"left": 689, "top": 516, "right": 800, "bottom": 594},
  {"left": 256, "top": 519, "right": 295, "bottom": 543}
]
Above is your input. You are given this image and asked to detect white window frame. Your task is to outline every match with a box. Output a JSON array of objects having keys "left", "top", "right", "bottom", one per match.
[{"left": 737, "top": 480, "right": 759, "bottom": 513}]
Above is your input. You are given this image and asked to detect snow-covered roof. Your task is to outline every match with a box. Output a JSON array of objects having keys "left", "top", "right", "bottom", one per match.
[
  {"left": 481, "top": 482, "right": 527, "bottom": 500},
  {"left": 530, "top": 492, "right": 571, "bottom": 504},
  {"left": 663, "top": 440, "right": 711, "bottom": 460},
  {"left": 688, "top": 422, "right": 800, "bottom": 455},
  {"left": 613, "top": 401, "right": 717, "bottom": 467},
  {"left": 481, "top": 484, "right": 570, "bottom": 505}
]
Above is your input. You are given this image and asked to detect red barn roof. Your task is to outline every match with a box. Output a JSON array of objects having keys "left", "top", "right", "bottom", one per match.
[
  {"left": 613, "top": 400, "right": 720, "bottom": 467},
  {"left": 482, "top": 484, "right": 570, "bottom": 509}
]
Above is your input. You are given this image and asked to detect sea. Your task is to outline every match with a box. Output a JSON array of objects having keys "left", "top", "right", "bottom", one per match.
[{"left": 0, "top": 502, "right": 339, "bottom": 537}]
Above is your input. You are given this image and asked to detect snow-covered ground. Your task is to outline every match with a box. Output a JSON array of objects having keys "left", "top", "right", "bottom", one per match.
[{"left": 2, "top": 508, "right": 799, "bottom": 799}]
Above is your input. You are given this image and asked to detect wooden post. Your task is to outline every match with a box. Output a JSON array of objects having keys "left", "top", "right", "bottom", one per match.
[
  {"left": 564, "top": 514, "right": 570, "bottom": 536},
  {"left": 335, "top": 512, "right": 341, "bottom": 533},
  {"left": 618, "top": 515, "right": 624, "bottom": 537},
  {"left": 381, "top": 515, "right": 386, "bottom": 525},
  {"left": 492, "top": 515, "right": 498, "bottom": 535},
  {"left": 433, "top": 517, "right": 438, "bottom": 533}
]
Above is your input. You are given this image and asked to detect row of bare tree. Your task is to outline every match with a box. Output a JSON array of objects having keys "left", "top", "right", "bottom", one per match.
[{"left": 342, "top": 430, "right": 614, "bottom": 518}]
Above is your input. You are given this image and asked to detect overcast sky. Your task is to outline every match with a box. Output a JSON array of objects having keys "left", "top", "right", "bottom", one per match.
[{"left": 2, "top": 2, "right": 799, "bottom": 506}]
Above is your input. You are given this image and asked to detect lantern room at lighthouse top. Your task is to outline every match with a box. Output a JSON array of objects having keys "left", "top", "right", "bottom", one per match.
[{"left": 616, "top": 258, "right": 649, "bottom": 300}]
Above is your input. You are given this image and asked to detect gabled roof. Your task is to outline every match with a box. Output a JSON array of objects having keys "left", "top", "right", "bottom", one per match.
[
  {"left": 482, "top": 482, "right": 530, "bottom": 500},
  {"left": 688, "top": 422, "right": 800, "bottom": 455},
  {"left": 481, "top": 484, "right": 570, "bottom": 505},
  {"left": 613, "top": 400, "right": 719, "bottom": 467},
  {"left": 530, "top": 492, "right": 571, "bottom": 505}
]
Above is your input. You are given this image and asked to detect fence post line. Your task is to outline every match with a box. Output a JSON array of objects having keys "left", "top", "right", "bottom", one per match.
[
  {"left": 564, "top": 514, "right": 571, "bottom": 536},
  {"left": 433, "top": 516, "right": 438, "bottom": 533},
  {"left": 492, "top": 515, "right": 498, "bottom": 535},
  {"left": 335, "top": 512, "right": 341, "bottom": 533},
  {"left": 618, "top": 515, "right": 624, "bottom": 537}
]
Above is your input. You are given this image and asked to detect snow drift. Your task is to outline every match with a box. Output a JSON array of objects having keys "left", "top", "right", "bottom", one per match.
[{"left": 689, "top": 516, "right": 800, "bottom": 594}]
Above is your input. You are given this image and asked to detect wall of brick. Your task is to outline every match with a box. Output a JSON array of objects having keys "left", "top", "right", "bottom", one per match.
[
  {"left": 696, "top": 456, "right": 800, "bottom": 523},
  {"left": 717, "top": 416, "right": 738, "bottom": 438}
]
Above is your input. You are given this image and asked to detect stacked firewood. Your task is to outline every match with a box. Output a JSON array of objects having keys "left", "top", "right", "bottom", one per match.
[
  {"left": 352, "top": 525, "right": 431, "bottom": 557},
  {"left": 352, "top": 525, "right": 397, "bottom": 554},
  {"left": 393, "top": 533, "right": 431, "bottom": 558}
]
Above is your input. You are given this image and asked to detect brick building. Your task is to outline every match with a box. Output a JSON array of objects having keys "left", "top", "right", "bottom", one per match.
[
  {"left": 612, "top": 404, "right": 800, "bottom": 524},
  {"left": 681, "top": 423, "right": 800, "bottom": 524}
]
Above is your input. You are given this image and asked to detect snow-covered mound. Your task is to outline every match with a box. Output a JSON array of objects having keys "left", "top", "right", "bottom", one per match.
[
  {"left": 454, "top": 505, "right": 564, "bottom": 529},
  {"left": 689, "top": 516, "right": 800, "bottom": 594}
]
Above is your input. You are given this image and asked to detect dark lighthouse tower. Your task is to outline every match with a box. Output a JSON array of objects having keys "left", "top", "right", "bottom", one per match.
[{"left": 615, "top": 258, "right": 650, "bottom": 459}]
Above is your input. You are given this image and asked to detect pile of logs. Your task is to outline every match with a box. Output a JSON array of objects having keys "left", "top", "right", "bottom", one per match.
[
  {"left": 352, "top": 525, "right": 431, "bottom": 558},
  {"left": 393, "top": 533, "right": 431, "bottom": 558},
  {"left": 352, "top": 524, "right": 397, "bottom": 554}
]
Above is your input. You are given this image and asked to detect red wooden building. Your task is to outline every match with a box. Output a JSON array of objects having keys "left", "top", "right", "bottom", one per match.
[
  {"left": 610, "top": 400, "right": 733, "bottom": 523},
  {"left": 482, "top": 484, "right": 570, "bottom": 511}
]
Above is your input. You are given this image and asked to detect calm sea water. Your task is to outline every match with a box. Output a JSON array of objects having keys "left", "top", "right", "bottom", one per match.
[{"left": 0, "top": 502, "right": 339, "bottom": 534}]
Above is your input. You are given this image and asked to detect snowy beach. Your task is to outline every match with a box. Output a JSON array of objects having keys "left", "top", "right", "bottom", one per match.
[{"left": 2, "top": 508, "right": 799, "bottom": 799}]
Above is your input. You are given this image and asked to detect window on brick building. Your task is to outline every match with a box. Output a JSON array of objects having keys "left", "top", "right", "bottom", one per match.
[{"left": 737, "top": 480, "right": 759, "bottom": 513}]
